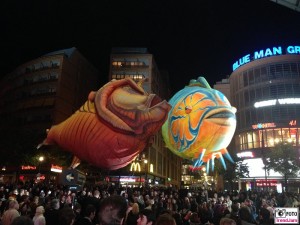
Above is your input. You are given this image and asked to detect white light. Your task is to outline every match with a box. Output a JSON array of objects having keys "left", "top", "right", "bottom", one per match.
[
  {"left": 237, "top": 151, "right": 254, "bottom": 158},
  {"left": 254, "top": 98, "right": 300, "bottom": 108},
  {"left": 243, "top": 158, "right": 281, "bottom": 177},
  {"left": 254, "top": 100, "right": 276, "bottom": 108}
]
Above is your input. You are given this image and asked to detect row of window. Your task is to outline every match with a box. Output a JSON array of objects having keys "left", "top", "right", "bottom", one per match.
[
  {"left": 236, "top": 105, "right": 300, "bottom": 129},
  {"left": 233, "top": 82, "right": 300, "bottom": 109},
  {"left": 231, "top": 62, "right": 300, "bottom": 89},
  {"left": 111, "top": 74, "right": 145, "bottom": 82},
  {"left": 236, "top": 127, "right": 299, "bottom": 151},
  {"left": 16, "top": 87, "right": 56, "bottom": 100},
  {"left": 25, "top": 60, "right": 60, "bottom": 73},
  {"left": 24, "top": 72, "right": 59, "bottom": 85},
  {"left": 112, "top": 61, "right": 147, "bottom": 68}
]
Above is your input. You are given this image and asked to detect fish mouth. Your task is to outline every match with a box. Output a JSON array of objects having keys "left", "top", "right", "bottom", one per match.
[
  {"left": 204, "top": 108, "right": 236, "bottom": 126},
  {"left": 146, "top": 94, "right": 165, "bottom": 108}
]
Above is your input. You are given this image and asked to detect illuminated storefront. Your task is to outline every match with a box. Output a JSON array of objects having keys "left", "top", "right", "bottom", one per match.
[
  {"left": 0, "top": 164, "right": 63, "bottom": 183},
  {"left": 229, "top": 45, "right": 300, "bottom": 191}
]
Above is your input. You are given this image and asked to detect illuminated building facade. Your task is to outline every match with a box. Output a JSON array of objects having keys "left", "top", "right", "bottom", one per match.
[
  {"left": 108, "top": 47, "right": 182, "bottom": 188},
  {"left": 229, "top": 45, "right": 300, "bottom": 190}
]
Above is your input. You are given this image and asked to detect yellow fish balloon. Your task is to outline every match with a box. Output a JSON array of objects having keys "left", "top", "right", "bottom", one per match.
[{"left": 162, "top": 77, "right": 236, "bottom": 172}]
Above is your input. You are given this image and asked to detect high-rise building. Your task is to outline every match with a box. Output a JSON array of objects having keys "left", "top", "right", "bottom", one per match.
[
  {"left": 108, "top": 47, "right": 181, "bottom": 188},
  {"left": 0, "top": 47, "right": 99, "bottom": 182}
]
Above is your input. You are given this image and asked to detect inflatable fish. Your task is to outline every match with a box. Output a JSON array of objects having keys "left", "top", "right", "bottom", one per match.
[
  {"left": 162, "top": 77, "right": 236, "bottom": 172},
  {"left": 38, "top": 78, "right": 171, "bottom": 170}
]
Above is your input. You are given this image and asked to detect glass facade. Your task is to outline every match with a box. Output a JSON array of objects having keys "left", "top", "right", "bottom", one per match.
[{"left": 230, "top": 55, "right": 300, "bottom": 153}]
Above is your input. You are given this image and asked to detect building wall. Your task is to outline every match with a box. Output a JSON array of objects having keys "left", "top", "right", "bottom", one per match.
[
  {"left": 0, "top": 47, "right": 99, "bottom": 135},
  {"left": 109, "top": 48, "right": 181, "bottom": 187},
  {"left": 229, "top": 54, "right": 300, "bottom": 156}
]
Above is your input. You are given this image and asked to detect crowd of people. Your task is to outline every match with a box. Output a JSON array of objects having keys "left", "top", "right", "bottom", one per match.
[{"left": 0, "top": 180, "right": 299, "bottom": 225}]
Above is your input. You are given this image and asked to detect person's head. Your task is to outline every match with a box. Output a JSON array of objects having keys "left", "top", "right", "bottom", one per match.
[
  {"left": 137, "top": 209, "right": 155, "bottom": 225},
  {"left": 94, "top": 190, "right": 101, "bottom": 198},
  {"left": 98, "top": 195, "right": 128, "bottom": 225},
  {"left": 132, "top": 203, "right": 140, "bottom": 214},
  {"left": 84, "top": 204, "right": 96, "bottom": 220},
  {"left": 59, "top": 207, "right": 75, "bottom": 225},
  {"left": 239, "top": 206, "right": 252, "bottom": 222},
  {"left": 11, "top": 216, "right": 33, "bottom": 225},
  {"left": 51, "top": 198, "right": 60, "bottom": 210},
  {"left": 9, "top": 199, "right": 19, "bottom": 210},
  {"left": 73, "top": 203, "right": 82, "bottom": 214},
  {"left": 155, "top": 213, "right": 176, "bottom": 225},
  {"left": 220, "top": 218, "right": 237, "bottom": 225},
  {"left": 36, "top": 206, "right": 45, "bottom": 215}
]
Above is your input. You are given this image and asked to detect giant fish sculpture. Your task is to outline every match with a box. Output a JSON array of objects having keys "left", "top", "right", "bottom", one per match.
[
  {"left": 38, "top": 78, "right": 171, "bottom": 170},
  {"left": 162, "top": 77, "right": 236, "bottom": 172}
]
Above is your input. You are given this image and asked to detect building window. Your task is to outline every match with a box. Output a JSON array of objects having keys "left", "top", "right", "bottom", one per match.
[{"left": 111, "top": 74, "right": 145, "bottom": 82}]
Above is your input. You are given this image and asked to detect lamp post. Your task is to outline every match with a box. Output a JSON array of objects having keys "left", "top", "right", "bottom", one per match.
[{"left": 144, "top": 159, "right": 148, "bottom": 186}]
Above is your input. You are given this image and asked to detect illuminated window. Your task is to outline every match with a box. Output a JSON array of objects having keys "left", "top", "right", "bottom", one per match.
[{"left": 111, "top": 74, "right": 145, "bottom": 82}]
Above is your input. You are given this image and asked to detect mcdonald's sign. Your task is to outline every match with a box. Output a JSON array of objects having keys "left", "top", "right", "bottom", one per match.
[{"left": 130, "top": 162, "right": 141, "bottom": 172}]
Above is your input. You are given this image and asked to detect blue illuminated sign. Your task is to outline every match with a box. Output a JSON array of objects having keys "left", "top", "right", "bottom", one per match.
[{"left": 232, "top": 46, "right": 300, "bottom": 71}]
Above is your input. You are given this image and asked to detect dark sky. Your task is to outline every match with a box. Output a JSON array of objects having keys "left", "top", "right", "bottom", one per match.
[{"left": 1, "top": 0, "right": 300, "bottom": 94}]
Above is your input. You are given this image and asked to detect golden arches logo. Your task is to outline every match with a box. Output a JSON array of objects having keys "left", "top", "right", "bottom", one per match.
[{"left": 130, "top": 162, "right": 141, "bottom": 172}]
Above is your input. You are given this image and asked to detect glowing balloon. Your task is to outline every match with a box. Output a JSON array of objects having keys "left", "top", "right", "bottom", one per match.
[
  {"left": 38, "top": 78, "right": 171, "bottom": 170},
  {"left": 162, "top": 77, "right": 236, "bottom": 171}
]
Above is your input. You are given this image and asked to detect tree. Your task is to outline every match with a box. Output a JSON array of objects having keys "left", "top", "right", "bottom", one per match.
[
  {"left": 221, "top": 157, "right": 250, "bottom": 191},
  {"left": 263, "top": 142, "right": 300, "bottom": 192}
]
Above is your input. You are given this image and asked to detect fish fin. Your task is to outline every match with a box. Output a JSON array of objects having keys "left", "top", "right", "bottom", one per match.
[
  {"left": 36, "top": 129, "right": 51, "bottom": 149},
  {"left": 224, "top": 152, "right": 234, "bottom": 163},
  {"left": 206, "top": 160, "right": 210, "bottom": 173},
  {"left": 70, "top": 156, "right": 81, "bottom": 169},
  {"left": 88, "top": 91, "right": 97, "bottom": 102},
  {"left": 219, "top": 154, "right": 227, "bottom": 170}
]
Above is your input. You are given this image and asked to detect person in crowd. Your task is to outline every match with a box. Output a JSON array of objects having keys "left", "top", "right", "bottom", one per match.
[
  {"left": 2, "top": 200, "right": 20, "bottom": 225},
  {"left": 224, "top": 203, "right": 241, "bottom": 225},
  {"left": 198, "top": 201, "right": 213, "bottom": 224},
  {"left": 173, "top": 212, "right": 183, "bottom": 225},
  {"left": 137, "top": 209, "right": 156, "bottom": 225},
  {"left": 79, "top": 190, "right": 101, "bottom": 217},
  {"left": 73, "top": 203, "right": 82, "bottom": 222},
  {"left": 18, "top": 195, "right": 31, "bottom": 216},
  {"left": 125, "top": 202, "right": 139, "bottom": 225},
  {"left": 11, "top": 216, "right": 34, "bottom": 225},
  {"left": 44, "top": 198, "right": 60, "bottom": 225},
  {"left": 189, "top": 212, "right": 202, "bottom": 225},
  {"left": 239, "top": 206, "right": 257, "bottom": 225},
  {"left": 32, "top": 206, "right": 46, "bottom": 225},
  {"left": 98, "top": 195, "right": 127, "bottom": 225},
  {"left": 220, "top": 218, "right": 237, "bottom": 225},
  {"left": 155, "top": 213, "right": 176, "bottom": 225},
  {"left": 74, "top": 204, "right": 96, "bottom": 225},
  {"left": 29, "top": 196, "right": 40, "bottom": 219},
  {"left": 258, "top": 208, "right": 272, "bottom": 225},
  {"left": 59, "top": 207, "right": 76, "bottom": 225}
]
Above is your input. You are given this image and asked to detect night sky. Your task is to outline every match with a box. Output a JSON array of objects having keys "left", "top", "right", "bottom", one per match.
[{"left": 1, "top": 0, "right": 300, "bottom": 94}]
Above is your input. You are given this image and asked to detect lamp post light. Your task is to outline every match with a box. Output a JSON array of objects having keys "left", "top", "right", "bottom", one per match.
[{"left": 38, "top": 156, "right": 44, "bottom": 173}]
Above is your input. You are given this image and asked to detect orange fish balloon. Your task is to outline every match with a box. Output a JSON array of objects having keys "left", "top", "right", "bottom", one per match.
[
  {"left": 38, "top": 78, "right": 171, "bottom": 170},
  {"left": 162, "top": 77, "right": 236, "bottom": 172}
]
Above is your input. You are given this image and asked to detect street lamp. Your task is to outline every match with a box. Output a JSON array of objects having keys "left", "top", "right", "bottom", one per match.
[
  {"left": 144, "top": 159, "right": 148, "bottom": 186},
  {"left": 38, "top": 156, "right": 44, "bottom": 173}
]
